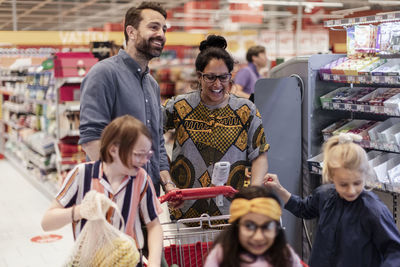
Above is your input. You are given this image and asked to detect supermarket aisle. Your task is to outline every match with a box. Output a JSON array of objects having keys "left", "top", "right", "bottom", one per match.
[{"left": 0, "top": 159, "right": 73, "bottom": 267}]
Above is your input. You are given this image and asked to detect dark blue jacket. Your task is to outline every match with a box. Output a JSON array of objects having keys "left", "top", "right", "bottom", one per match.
[{"left": 285, "top": 184, "right": 400, "bottom": 267}]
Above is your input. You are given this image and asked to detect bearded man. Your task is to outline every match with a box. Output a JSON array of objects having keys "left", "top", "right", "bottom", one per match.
[{"left": 79, "top": 2, "right": 175, "bottom": 196}]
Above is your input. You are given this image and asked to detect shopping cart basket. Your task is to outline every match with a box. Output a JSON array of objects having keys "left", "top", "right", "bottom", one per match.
[{"left": 159, "top": 186, "right": 238, "bottom": 267}]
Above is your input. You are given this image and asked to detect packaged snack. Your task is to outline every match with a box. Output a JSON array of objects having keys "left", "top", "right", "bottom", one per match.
[
  {"left": 371, "top": 58, "right": 400, "bottom": 76},
  {"left": 347, "top": 26, "right": 356, "bottom": 57}
]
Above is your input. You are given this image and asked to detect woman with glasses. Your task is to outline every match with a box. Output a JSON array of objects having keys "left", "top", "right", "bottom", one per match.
[
  {"left": 204, "top": 186, "right": 303, "bottom": 267},
  {"left": 42, "top": 115, "right": 163, "bottom": 267},
  {"left": 163, "top": 35, "right": 269, "bottom": 221}
]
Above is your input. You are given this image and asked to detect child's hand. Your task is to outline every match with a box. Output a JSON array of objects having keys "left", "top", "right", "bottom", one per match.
[
  {"left": 80, "top": 190, "right": 111, "bottom": 220},
  {"left": 263, "top": 173, "right": 291, "bottom": 204},
  {"left": 263, "top": 173, "right": 281, "bottom": 187}
]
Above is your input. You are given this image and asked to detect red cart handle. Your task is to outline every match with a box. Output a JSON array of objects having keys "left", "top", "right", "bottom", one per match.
[{"left": 159, "top": 186, "right": 239, "bottom": 204}]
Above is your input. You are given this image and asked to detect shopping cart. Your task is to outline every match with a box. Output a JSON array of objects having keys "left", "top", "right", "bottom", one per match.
[{"left": 159, "top": 186, "right": 238, "bottom": 267}]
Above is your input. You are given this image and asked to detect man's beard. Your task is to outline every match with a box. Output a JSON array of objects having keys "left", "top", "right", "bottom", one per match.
[{"left": 135, "top": 35, "right": 164, "bottom": 61}]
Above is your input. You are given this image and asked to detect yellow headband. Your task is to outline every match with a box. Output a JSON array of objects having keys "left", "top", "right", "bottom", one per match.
[{"left": 229, "top": 197, "right": 282, "bottom": 223}]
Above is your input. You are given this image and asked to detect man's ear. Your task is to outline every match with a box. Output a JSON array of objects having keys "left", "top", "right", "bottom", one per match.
[{"left": 126, "top": 25, "right": 137, "bottom": 41}]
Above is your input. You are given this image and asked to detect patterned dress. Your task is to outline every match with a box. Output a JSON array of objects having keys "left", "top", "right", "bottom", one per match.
[{"left": 163, "top": 91, "right": 269, "bottom": 220}]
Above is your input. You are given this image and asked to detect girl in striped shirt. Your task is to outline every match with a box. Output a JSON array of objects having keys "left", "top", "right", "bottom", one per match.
[{"left": 41, "top": 115, "right": 163, "bottom": 267}]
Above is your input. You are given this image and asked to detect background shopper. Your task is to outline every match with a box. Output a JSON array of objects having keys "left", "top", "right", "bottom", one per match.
[
  {"left": 232, "top": 45, "right": 267, "bottom": 99},
  {"left": 204, "top": 186, "right": 303, "bottom": 267},
  {"left": 78, "top": 2, "right": 174, "bottom": 196},
  {"left": 42, "top": 115, "right": 163, "bottom": 267},
  {"left": 265, "top": 133, "right": 400, "bottom": 267},
  {"left": 163, "top": 35, "right": 269, "bottom": 220}
]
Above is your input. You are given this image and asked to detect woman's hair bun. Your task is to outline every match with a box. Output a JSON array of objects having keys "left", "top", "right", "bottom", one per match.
[{"left": 199, "top": 35, "right": 227, "bottom": 52}]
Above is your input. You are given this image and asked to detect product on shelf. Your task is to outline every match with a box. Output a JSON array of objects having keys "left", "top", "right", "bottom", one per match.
[
  {"left": 354, "top": 25, "right": 378, "bottom": 55},
  {"left": 321, "top": 119, "right": 351, "bottom": 141},
  {"left": 369, "top": 152, "right": 399, "bottom": 185},
  {"left": 320, "top": 86, "right": 375, "bottom": 109},
  {"left": 377, "top": 22, "right": 400, "bottom": 55},
  {"left": 371, "top": 58, "right": 400, "bottom": 76},
  {"left": 368, "top": 118, "right": 400, "bottom": 147}
]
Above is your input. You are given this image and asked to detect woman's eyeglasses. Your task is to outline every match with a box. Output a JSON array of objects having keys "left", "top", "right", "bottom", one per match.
[
  {"left": 239, "top": 220, "right": 279, "bottom": 237},
  {"left": 199, "top": 72, "right": 232, "bottom": 83},
  {"left": 132, "top": 150, "right": 154, "bottom": 162}
]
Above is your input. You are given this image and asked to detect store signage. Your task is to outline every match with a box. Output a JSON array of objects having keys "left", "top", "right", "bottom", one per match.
[
  {"left": 58, "top": 31, "right": 114, "bottom": 45},
  {"left": 30, "top": 234, "right": 63, "bottom": 243},
  {"left": 0, "top": 31, "right": 204, "bottom": 46}
]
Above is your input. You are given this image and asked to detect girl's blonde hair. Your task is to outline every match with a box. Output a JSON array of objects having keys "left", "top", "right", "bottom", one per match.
[{"left": 322, "top": 134, "right": 373, "bottom": 184}]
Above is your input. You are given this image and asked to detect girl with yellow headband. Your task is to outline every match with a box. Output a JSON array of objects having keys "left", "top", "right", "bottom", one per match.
[{"left": 204, "top": 186, "right": 303, "bottom": 267}]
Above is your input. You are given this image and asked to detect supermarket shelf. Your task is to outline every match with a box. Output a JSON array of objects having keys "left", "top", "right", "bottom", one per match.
[
  {"left": 55, "top": 77, "right": 84, "bottom": 87},
  {"left": 0, "top": 76, "right": 25, "bottom": 82},
  {"left": 324, "top": 11, "right": 400, "bottom": 27},
  {"left": 0, "top": 88, "right": 16, "bottom": 96},
  {"left": 2, "top": 120, "right": 25, "bottom": 130},
  {"left": 321, "top": 102, "right": 400, "bottom": 117},
  {"left": 4, "top": 150, "right": 56, "bottom": 200},
  {"left": 320, "top": 73, "right": 400, "bottom": 85},
  {"left": 24, "top": 97, "right": 55, "bottom": 105},
  {"left": 59, "top": 129, "right": 80, "bottom": 139}
]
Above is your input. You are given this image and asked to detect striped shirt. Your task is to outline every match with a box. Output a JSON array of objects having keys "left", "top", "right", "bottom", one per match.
[{"left": 56, "top": 160, "right": 162, "bottom": 248}]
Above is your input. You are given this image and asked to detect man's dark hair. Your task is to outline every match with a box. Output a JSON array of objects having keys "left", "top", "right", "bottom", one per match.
[
  {"left": 124, "top": 2, "right": 167, "bottom": 43},
  {"left": 246, "top": 45, "right": 266, "bottom": 63}
]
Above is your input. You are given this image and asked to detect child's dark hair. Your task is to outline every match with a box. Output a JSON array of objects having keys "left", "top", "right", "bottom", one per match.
[
  {"left": 195, "top": 34, "right": 234, "bottom": 73},
  {"left": 212, "top": 186, "right": 293, "bottom": 267}
]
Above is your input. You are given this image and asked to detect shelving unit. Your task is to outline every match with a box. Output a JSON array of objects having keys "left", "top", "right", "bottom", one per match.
[
  {"left": 325, "top": 11, "right": 400, "bottom": 28},
  {"left": 0, "top": 49, "right": 59, "bottom": 198}
]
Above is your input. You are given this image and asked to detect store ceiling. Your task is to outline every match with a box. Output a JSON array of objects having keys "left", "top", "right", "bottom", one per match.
[{"left": 0, "top": 0, "right": 399, "bottom": 31}]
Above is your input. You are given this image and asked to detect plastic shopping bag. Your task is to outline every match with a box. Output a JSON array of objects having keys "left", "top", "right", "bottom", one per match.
[{"left": 65, "top": 190, "right": 140, "bottom": 267}]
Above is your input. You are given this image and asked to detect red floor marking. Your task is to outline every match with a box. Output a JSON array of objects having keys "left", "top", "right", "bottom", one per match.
[{"left": 31, "top": 234, "right": 63, "bottom": 243}]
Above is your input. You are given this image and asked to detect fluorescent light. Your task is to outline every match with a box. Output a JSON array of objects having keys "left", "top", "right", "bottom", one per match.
[
  {"left": 227, "top": 0, "right": 343, "bottom": 7},
  {"left": 178, "top": 9, "right": 293, "bottom": 17},
  {"left": 368, "top": 0, "right": 400, "bottom": 4},
  {"left": 331, "top": 6, "right": 371, "bottom": 15}
]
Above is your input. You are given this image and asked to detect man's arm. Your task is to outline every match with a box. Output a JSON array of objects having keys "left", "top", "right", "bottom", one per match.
[
  {"left": 250, "top": 152, "right": 268, "bottom": 186},
  {"left": 160, "top": 170, "right": 175, "bottom": 193},
  {"left": 81, "top": 140, "right": 101, "bottom": 161}
]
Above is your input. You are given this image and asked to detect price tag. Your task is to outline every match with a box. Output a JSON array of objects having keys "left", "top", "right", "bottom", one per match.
[
  {"left": 326, "top": 20, "right": 333, "bottom": 26},
  {"left": 323, "top": 73, "right": 330, "bottom": 80},
  {"left": 359, "top": 76, "right": 366, "bottom": 83},
  {"left": 333, "top": 75, "right": 340, "bottom": 81},
  {"left": 332, "top": 103, "right": 340, "bottom": 109},
  {"left": 375, "top": 106, "right": 384, "bottom": 114},
  {"left": 349, "top": 18, "right": 355, "bottom": 24},
  {"left": 372, "top": 76, "right": 380, "bottom": 83},
  {"left": 344, "top": 103, "right": 352, "bottom": 110},
  {"left": 360, "top": 17, "right": 367, "bottom": 23},
  {"left": 375, "top": 15, "right": 382, "bottom": 21},
  {"left": 348, "top": 76, "right": 355, "bottom": 83},
  {"left": 387, "top": 13, "right": 395, "bottom": 20}
]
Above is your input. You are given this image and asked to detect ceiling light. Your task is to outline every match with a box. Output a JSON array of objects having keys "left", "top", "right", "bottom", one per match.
[
  {"left": 227, "top": 0, "right": 343, "bottom": 8},
  {"left": 331, "top": 6, "right": 371, "bottom": 15},
  {"left": 368, "top": 0, "right": 400, "bottom": 5}
]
